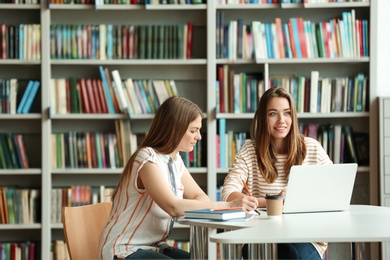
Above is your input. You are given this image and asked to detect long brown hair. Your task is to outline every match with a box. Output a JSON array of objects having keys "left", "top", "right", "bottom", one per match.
[
  {"left": 111, "top": 96, "right": 203, "bottom": 200},
  {"left": 250, "top": 87, "right": 306, "bottom": 183}
]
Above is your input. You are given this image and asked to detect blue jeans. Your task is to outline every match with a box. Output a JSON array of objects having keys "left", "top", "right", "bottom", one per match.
[
  {"left": 114, "top": 247, "right": 190, "bottom": 260},
  {"left": 243, "top": 243, "right": 324, "bottom": 259}
]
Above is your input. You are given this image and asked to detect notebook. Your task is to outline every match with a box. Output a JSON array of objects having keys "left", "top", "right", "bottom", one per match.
[{"left": 282, "top": 163, "right": 358, "bottom": 214}]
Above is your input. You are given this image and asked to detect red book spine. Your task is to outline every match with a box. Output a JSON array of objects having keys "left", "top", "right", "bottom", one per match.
[
  {"left": 97, "top": 79, "right": 109, "bottom": 113},
  {"left": 287, "top": 21, "right": 297, "bottom": 58},
  {"left": 79, "top": 79, "right": 90, "bottom": 113},
  {"left": 297, "top": 18, "right": 308, "bottom": 58},
  {"left": 91, "top": 79, "right": 103, "bottom": 113},
  {"left": 85, "top": 79, "right": 97, "bottom": 113},
  {"left": 186, "top": 22, "right": 193, "bottom": 59}
]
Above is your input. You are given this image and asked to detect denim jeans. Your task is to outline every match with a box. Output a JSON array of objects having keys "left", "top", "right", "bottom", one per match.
[
  {"left": 243, "top": 243, "right": 324, "bottom": 260},
  {"left": 114, "top": 247, "right": 190, "bottom": 260}
]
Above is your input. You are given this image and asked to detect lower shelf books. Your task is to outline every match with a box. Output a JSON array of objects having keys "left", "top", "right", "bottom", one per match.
[{"left": 184, "top": 208, "right": 246, "bottom": 221}]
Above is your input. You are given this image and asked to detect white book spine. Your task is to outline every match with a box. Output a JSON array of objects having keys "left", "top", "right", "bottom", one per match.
[{"left": 310, "top": 71, "right": 319, "bottom": 113}]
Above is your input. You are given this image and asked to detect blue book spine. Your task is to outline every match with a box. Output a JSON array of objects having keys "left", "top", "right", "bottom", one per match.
[
  {"left": 362, "top": 20, "right": 368, "bottom": 57},
  {"left": 137, "top": 80, "right": 152, "bottom": 114},
  {"left": 283, "top": 23, "right": 292, "bottom": 58},
  {"left": 219, "top": 118, "right": 226, "bottom": 169},
  {"left": 107, "top": 24, "right": 113, "bottom": 60},
  {"left": 265, "top": 24, "right": 274, "bottom": 58},
  {"left": 22, "top": 81, "right": 40, "bottom": 114},
  {"left": 17, "top": 80, "right": 34, "bottom": 114},
  {"left": 291, "top": 18, "right": 302, "bottom": 58},
  {"left": 99, "top": 66, "right": 115, "bottom": 114},
  {"left": 19, "top": 24, "right": 24, "bottom": 60}
]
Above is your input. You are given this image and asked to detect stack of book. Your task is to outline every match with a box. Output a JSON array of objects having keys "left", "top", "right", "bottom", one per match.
[{"left": 184, "top": 207, "right": 246, "bottom": 221}]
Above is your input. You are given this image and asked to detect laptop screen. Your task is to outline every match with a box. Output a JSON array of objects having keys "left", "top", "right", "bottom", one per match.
[{"left": 282, "top": 163, "right": 358, "bottom": 214}]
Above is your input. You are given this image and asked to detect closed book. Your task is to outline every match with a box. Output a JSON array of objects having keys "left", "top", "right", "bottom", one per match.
[
  {"left": 16, "top": 80, "right": 34, "bottom": 114},
  {"left": 98, "top": 66, "right": 115, "bottom": 114},
  {"left": 184, "top": 208, "right": 246, "bottom": 220},
  {"left": 21, "top": 81, "right": 40, "bottom": 114}
]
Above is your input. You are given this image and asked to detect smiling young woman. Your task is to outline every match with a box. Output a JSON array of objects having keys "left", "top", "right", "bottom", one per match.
[{"left": 222, "top": 87, "right": 333, "bottom": 260}]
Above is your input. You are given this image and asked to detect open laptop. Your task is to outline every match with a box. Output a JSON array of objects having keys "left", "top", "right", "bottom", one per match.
[{"left": 282, "top": 163, "right": 358, "bottom": 214}]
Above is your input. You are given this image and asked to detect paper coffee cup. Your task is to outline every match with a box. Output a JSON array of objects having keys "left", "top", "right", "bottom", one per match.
[{"left": 265, "top": 194, "right": 284, "bottom": 218}]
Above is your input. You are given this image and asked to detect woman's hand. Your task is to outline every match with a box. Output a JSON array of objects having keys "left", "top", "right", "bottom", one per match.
[
  {"left": 278, "top": 189, "right": 286, "bottom": 198},
  {"left": 229, "top": 195, "right": 259, "bottom": 212}
]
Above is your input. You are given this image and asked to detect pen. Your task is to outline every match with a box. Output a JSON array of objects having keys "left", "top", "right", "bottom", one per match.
[{"left": 242, "top": 180, "right": 261, "bottom": 215}]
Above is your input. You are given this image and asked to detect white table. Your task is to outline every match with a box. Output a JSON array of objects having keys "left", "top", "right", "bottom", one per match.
[{"left": 179, "top": 205, "right": 390, "bottom": 260}]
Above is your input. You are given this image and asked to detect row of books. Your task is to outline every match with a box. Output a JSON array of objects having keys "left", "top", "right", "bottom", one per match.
[
  {"left": 216, "top": 65, "right": 263, "bottom": 113},
  {"left": 217, "top": 119, "right": 248, "bottom": 168},
  {"left": 303, "top": 0, "right": 368, "bottom": 3},
  {"left": 300, "top": 123, "right": 368, "bottom": 165},
  {"left": 49, "top": 0, "right": 203, "bottom": 4},
  {"left": 180, "top": 135, "right": 205, "bottom": 168},
  {"left": 51, "top": 69, "right": 179, "bottom": 116},
  {"left": 51, "top": 240, "right": 70, "bottom": 260},
  {"left": 217, "top": 68, "right": 367, "bottom": 114},
  {"left": 0, "top": 187, "right": 41, "bottom": 224},
  {"left": 216, "top": 120, "right": 368, "bottom": 168},
  {"left": 0, "top": 134, "right": 29, "bottom": 169},
  {"left": 0, "top": 24, "right": 40, "bottom": 61},
  {"left": 50, "top": 23, "right": 193, "bottom": 60},
  {"left": 51, "top": 129, "right": 207, "bottom": 170},
  {"left": 166, "top": 240, "right": 190, "bottom": 252},
  {"left": 47, "top": 0, "right": 367, "bottom": 4},
  {"left": 51, "top": 132, "right": 121, "bottom": 169},
  {"left": 1, "top": 0, "right": 39, "bottom": 2},
  {"left": 103, "top": 67, "right": 179, "bottom": 115},
  {"left": 51, "top": 185, "right": 114, "bottom": 224},
  {"left": 0, "top": 79, "right": 40, "bottom": 114},
  {"left": 216, "top": 10, "right": 368, "bottom": 60},
  {"left": 269, "top": 72, "right": 368, "bottom": 113},
  {"left": 115, "top": 77, "right": 179, "bottom": 115},
  {"left": 144, "top": 0, "right": 202, "bottom": 4},
  {"left": 0, "top": 242, "right": 36, "bottom": 260}
]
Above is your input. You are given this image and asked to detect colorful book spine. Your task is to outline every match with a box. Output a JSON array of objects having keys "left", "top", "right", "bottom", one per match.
[{"left": 98, "top": 66, "right": 115, "bottom": 114}]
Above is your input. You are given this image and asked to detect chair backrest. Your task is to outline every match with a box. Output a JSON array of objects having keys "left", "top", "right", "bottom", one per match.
[{"left": 62, "top": 202, "right": 112, "bottom": 260}]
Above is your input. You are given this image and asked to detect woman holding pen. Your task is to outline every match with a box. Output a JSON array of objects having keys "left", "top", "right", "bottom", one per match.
[
  {"left": 222, "top": 87, "right": 332, "bottom": 259},
  {"left": 98, "top": 96, "right": 258, "bottom": 260}
]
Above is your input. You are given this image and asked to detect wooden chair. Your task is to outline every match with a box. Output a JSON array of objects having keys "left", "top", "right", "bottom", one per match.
[{"left": 62, "top": 202, "right": 112, "bottom": 260}]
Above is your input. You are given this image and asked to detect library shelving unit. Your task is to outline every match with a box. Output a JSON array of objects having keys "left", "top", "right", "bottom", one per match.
[
  {"left": 0, "top": 0, "right": 379, "bottom": 259},
  {"left": 43, "top": 2, "right": 209, "bottom": 260},
  {"left": 209, "top": 1, "right": 378, "bottom": 259},
  {"left": 0, "top": 2, "right": 43, "bottom": 258}
]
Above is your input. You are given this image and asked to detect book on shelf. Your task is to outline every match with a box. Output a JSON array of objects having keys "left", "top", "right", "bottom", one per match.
[
  {"left": 343, "top": 125, "right": 358, "bottom": 164},
  {"left": 111, "top": 70, "right": 131, "bottom": 116},
  {"left": 104, "top": 67, "right": 121, "bottom": 113},
  {"left": 184, "top": 208, "right": 246, "bottom": 221},
  {"left": 353, "top": 131, "right": 369, "bottom": 166},
  {"left": 16, "top": 80, "right": 33, "bottom": 114},
  {"left": 218, "top": 118, "right": 226, "bottom": 168},
  {"left": 19, "top": 80, "right": 40, "bottom": 114},
  {"left": 98, "top": 66, "right": 116, "bottom": 114}
]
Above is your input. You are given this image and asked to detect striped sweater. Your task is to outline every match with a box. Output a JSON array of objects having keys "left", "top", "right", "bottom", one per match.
[{"left": 222, "top": 137, "right": 332, "bottom": 258}]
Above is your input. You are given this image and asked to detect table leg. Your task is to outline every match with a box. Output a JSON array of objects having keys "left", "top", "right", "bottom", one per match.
[
  {"left": 190, "top": 226, "right": 208, "bottom": 260},
  {"left": 247, "top": 243, "right": 277, "bottom": 259}
]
